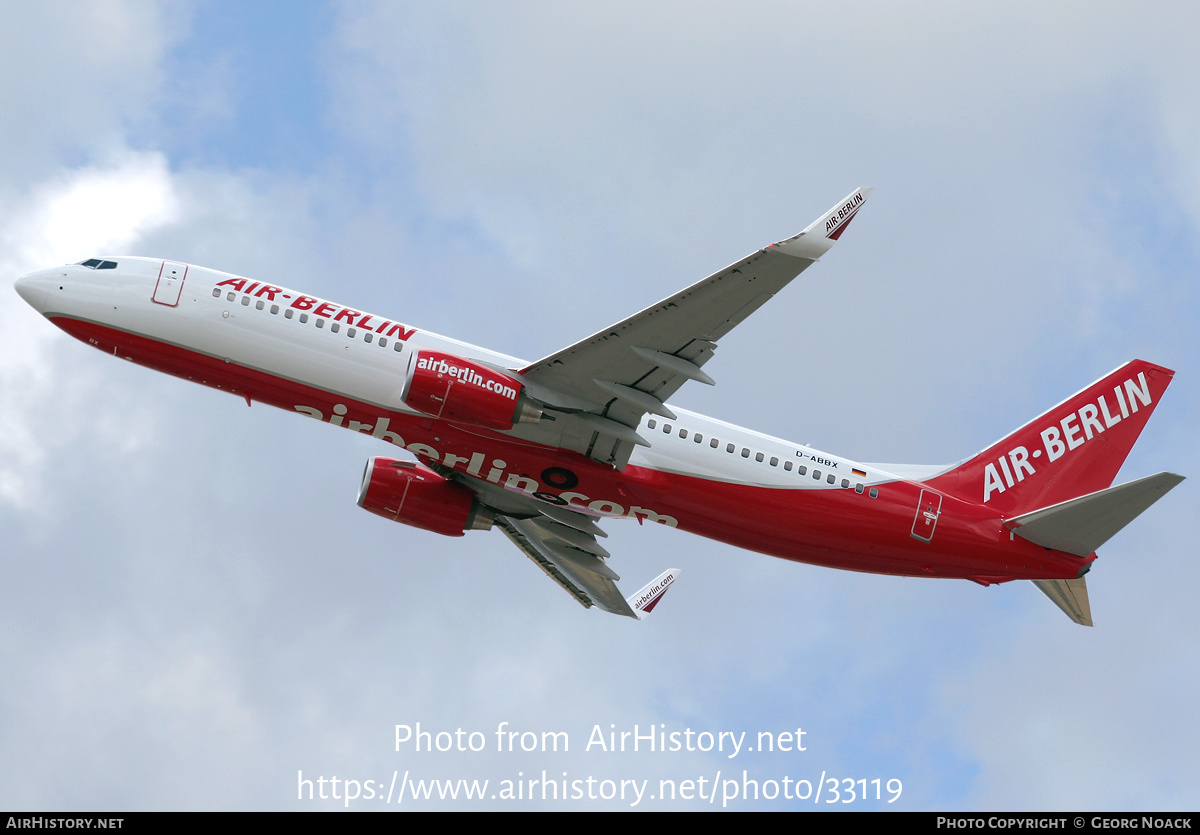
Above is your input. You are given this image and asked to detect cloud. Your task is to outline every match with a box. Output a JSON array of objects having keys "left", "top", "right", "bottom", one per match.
[{"left": 0, "top": 152, "right": 179, "bottom": 508}]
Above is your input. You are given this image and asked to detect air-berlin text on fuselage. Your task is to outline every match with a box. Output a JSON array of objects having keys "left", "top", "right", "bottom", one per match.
[
  {"left": 416, "top": 355, "right": 518, "bottom": 400},
  {"left": 214, "top": 278, "right": 417, "bottom": 341},
  {"left": 982, "top": 372, "right": 1153, "bottom": 503},
  {"left": 825, "top": 191, "right": 865, "bottom": 233},
  {"left": 293, "top": 402, "right": 677, "bottom": 526}
]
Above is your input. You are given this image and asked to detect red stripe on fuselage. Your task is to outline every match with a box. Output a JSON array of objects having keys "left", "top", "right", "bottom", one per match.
[{"left": 50, "top": 315, "right": 1089, "bottom": 583}]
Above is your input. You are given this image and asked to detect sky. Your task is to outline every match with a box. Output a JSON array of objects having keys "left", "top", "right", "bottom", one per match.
[{"left": 1, "top": 0, "right": 1198, "bottom": 811}]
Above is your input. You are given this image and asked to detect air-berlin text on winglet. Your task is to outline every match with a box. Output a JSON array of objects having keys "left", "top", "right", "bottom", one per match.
[
  {"left": 825, "top": 191, "right": 866, "bottom": 234},
  {"left": 982, "top": 371, "right": 1154, "bottom": 503},
  {"left": 14, "top": 186, "right": 1182, "bottom": 625}
]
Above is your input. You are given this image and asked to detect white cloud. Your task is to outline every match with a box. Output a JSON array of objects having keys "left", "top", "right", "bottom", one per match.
[{"left": 0, "top": 153, "right": 180, "bottom": 508}]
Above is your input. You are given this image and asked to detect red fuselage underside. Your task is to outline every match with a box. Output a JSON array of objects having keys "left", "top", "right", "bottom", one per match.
[{"left": 56, "top": 315, "right": 1089, "bottom": 583}]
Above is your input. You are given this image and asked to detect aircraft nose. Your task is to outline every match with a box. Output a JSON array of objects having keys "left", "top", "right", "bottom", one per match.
[{"left": 14, "top": 270, "right": 50, "bottom": 312}]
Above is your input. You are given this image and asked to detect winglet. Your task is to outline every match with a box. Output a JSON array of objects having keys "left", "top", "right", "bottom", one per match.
[
  {"left": 770, "top": 187, "right": 874, "bottom": 260},
  {"left": 626, "top": 568, "right": 680, "bottom": 620}
]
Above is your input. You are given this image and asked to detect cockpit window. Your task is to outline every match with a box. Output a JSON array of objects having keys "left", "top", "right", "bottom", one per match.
[{"left": 78, "top": 259, "right": 118, "bottom": 270}]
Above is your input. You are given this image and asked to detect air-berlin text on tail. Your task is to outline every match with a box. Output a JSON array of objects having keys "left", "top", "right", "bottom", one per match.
[
  {"left": 215, "top": 278, "right": 417, "bottom": 341},
  {"left": 983, "top": 372, "right": 1153, "bottom": 502}
]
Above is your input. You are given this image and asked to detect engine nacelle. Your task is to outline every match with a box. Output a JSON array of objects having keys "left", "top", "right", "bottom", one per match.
[
  {"left": 401, "top": 349, "right": 542, "bottom": 430},
  {"left": 357, "top": 457, "right": 492, "bottom": 537}
]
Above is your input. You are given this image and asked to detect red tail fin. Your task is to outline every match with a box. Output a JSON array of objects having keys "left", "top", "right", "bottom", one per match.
[{"left": 927, "top": 360, "right": 1175, "bottom": 515}]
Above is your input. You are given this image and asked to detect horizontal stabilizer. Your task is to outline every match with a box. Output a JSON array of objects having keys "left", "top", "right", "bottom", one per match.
[
  {"left": 1032, "top": 577, "right": 1093, "bottom": 626},
  {"left": 1008, "top": 472, "right": 1184, "bottom": 556}
]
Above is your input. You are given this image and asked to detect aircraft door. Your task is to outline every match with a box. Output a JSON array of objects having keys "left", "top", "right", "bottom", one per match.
[
  {"left": 152, "top": 261, "right": 188, "bottom": 306},
  {"left": 910, "top": 488, "right": 943, "bottom": 542}
]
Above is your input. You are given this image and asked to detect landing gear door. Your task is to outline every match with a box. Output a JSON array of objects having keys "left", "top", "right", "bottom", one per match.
[
  {"left": 152, "top": 261, "right": 187, "bottom": 307},
  {"left": 911, "top": 488, "right": 943, "bottom": 543}
]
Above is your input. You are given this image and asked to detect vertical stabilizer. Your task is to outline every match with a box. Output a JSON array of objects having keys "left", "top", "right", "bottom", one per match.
[{"left": 928, "top": 360, "right": 1174, "bottom": 515}]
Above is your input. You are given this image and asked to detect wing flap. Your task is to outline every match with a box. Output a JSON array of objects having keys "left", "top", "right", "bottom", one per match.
[
  {"left": 501, "top": 516, "right": 638, "bottom": 618},
  {"left": 497, "top": 517, "right": 598, "bottom": 611}
]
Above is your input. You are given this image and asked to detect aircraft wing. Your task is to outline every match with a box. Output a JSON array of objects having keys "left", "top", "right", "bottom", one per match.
[
  {"left": 429, "top": 463, "right": 677, "bottom": 618},
  {"left": 520, "top": 187, "right": 872, "bottom": 468},
  {"left": 497, "top": 515, "right": 636, "bottom": 617}
]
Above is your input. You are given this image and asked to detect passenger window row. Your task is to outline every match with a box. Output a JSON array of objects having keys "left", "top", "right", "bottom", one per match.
[
  {"left": 646, "top": 418, "right": 879, "bottom": 497},
  {"left": 212, "top": 288, "right": 404, "bottom": 353}
]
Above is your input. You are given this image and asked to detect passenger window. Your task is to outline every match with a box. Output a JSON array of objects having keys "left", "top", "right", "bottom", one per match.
[
  {"left": 241, "top": 296, "right": 250, "bottom": 306},
  {"left": 364, "top": 332, "right": 372, "bottom": 343},
  {"left": 347, "top": 327, "right": 356, "bottom": 338},
  {"left": 227, "top": 292, "right": 236, "bottom": 302},
  {"left": 211, "top": 288, "right": 220, "bottom": 298},
  {"left": 855, "top": 484, "right": 864, "bottom": 494},
  {"left": 798, "top": 466, "right": 807, "bottom": 475},
  {"left": 869, "top": 488, "right": 879, "bottom": 498},
  {"left": 784, "top": 461, "right": 793, "bottom": 471},
  {"left": 393, "top": 342, "right": 403, "bottom": 352},
  {"left": 840, "top": 478, "right": 849, "bottom": 488},
  {"left": 813, "top": 470, "right": 821, "bottom": 480},
  {"left": 663, "top": 424, "right": 672, "bottom": 434},
  {"left": 727, "top": 443, "right": 735, "bottom": 453},
  {"left": 330, "top": 322, "right": 339, "bottom": 333},
  {"left": 379, "top": 338, "right": 388, "bottom": 347},
  {"left": 285, "top": 308, "right": 294, "bottom": 319},
  {"left": 827, "top": 474, "right": 835, "bottom": 484},
  {"left": 647, "top": 419, "right": 657, "bottom": 430},
  {"left": 741, "top": 448, "right": 750, "bottom": 458},
  {"left": 316, "top": 318, "right": 324, "bottom": 328},
  {"left": 694, "top": 433, "right": 703, "bottom": 443},
  {"left": 256, "top": 300, "right": 264, "bottom": 310},
  {"left": 299, "top": 313, "right": 309, "bottom": 323},
  {"left": 770, "top": 456, "right": 778, "bottom": 466},
  {"left": 755, "top": 452, "right": 764, "bottom": 462},
  {"left": 710, "top": 438, "right": 719, "bottom": 448},
  {"left": 679, "top": 429, "right": 688, "bottom": 439}
]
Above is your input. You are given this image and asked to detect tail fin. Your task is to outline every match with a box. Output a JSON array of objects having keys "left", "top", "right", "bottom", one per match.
[{"left": 927, "top": 360, "right": 1175, "bottom": 515}]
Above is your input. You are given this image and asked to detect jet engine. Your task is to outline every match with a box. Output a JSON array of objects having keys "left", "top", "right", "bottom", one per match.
[
  {"left": 401, "top": 349, "right": 542, "bottom": 430},
  {"left": 357, "top": 457, "right": 492, "bottom": 536}
]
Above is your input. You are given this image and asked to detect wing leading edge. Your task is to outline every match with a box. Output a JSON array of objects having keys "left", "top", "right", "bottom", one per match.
[{"left": 519, "top": 187, "right": 873, "bottom": 469}]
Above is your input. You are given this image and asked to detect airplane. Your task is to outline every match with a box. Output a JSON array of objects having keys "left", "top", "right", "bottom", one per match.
[{"left": 13, "top": 188, "right": 1183, "bottom": 625}]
